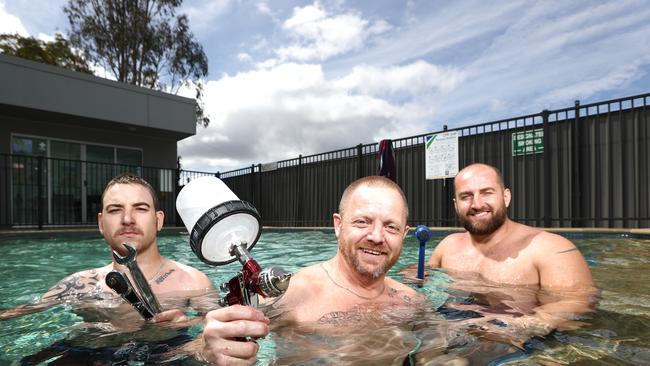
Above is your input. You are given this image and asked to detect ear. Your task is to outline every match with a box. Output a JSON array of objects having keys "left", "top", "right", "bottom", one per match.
[
  {"left": 453, "top": 198, "right": 459, "bottom": 213},
  {"left": 156, "top": 210, "right": 164, "bottom": 231},
  {"left": 503, "top": 188, "right": 512, "bottom": 208},
  {"left": 333, "top": 213, "right": 342, "bottom": 238},
  {"left": 402, "top": 225, "right": 410, "bottom": 240},
  {"left": 98, "top": 212, "right": 104, "bottom": 235}
]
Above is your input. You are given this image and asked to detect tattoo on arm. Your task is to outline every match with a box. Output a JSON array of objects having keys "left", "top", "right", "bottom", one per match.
[
  {"left": 49, "top": 275, "right": 88, "bottom": 301},
  {"left": 556, "top": 248, "right": 578, "bottom": 254}
]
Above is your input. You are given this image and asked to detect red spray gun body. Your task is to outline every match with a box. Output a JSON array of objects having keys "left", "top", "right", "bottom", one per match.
[{"left": 219, "top": 242, "right": 291, "bottom": 307}]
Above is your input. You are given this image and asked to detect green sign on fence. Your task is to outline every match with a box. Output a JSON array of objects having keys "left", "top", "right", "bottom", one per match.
[{"left": 512, "top": 128, "right": 544, "bottom": 156}]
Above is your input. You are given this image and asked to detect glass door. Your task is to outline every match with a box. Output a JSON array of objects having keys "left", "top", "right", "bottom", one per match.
[
  {"left": 10, "top": 136, "right": 48, "bottom": 226},
  {"left": 50, "top": 141, "right": 82, "bottom": 224},
  {"left": 85, "top": 144, "right": 115, "bottom": 223}
]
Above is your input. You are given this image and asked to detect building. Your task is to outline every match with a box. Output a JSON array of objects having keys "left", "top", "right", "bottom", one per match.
[{"left": 0, "top": 53, "right": 197, "bottom": 228}]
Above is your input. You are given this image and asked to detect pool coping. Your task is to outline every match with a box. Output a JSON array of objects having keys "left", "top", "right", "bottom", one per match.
[{"left": 1, "top": 225, "right": 649, "bottom": 238}]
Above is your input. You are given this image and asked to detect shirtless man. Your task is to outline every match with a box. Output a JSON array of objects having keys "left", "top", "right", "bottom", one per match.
[
  {"left": 2, "top": 174, "right": 268, "bottom": 365},
  {"left": 270, "top": 176, "right": 427, "bottom": 364},
  {"left": 430, "top": 163, "right": 595, "bottom": 340}
]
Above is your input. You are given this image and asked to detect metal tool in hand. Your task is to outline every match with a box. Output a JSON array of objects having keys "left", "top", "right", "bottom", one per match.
[
  {"left": 105, "top": 270, "right": 156, "bottom": 320},
  {"left": 111, "top": 243, "right": 162, "bottom": 315},
  {"left": 219, "top": 241, "right": 292, "bottom": 307}
]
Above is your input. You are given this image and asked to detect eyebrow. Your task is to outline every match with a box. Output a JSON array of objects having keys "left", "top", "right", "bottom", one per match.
[
  {"left": 458, "top": 187, "right": 496, "bottom": 195},
  {"left": 105, "top": 202, "right": 151, "bottom": 210}
]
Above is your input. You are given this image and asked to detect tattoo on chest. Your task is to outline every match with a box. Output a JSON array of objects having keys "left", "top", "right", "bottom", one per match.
[
  {"left": 386, "top": 287, "right": 412, "bottom": 304},
  {"left": 317, "top": 310, "right": 362, "bottom": 326},
  {"left": 155, "top": 269, "right": 175, "bottom": 285}
]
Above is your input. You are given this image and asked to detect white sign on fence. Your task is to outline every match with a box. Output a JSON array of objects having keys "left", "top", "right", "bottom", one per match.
[{"left": 425, "top": 131, "right": 459, "bottom": 180}]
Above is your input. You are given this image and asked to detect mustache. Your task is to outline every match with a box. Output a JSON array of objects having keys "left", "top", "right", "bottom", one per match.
[
  {"left": 116, "top": 228, "right": 143, "bottom": 235},
  {"left": 468, "top": 207, "right": 492, "bottom": 215}
]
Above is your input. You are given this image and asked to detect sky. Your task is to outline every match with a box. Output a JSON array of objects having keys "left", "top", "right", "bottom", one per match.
[{"left": 2, "top": 0, "right": 650, "bottom": 173}]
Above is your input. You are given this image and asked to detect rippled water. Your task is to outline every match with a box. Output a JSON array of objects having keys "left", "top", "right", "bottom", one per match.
[{"left": 0, "top": 231, "right": 649, "bottom": 365}]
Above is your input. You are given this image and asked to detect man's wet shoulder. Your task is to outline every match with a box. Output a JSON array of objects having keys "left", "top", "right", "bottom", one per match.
[
  {"left": 46, "top": 267, "right": 109, "bottom": 301},
  {"left": 386, "top": 278, "right": 425, "bottom": 305}
]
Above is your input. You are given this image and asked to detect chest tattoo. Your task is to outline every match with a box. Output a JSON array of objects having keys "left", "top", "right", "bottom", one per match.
[
  {"left": 155, "top": 269, "right": 175, "bottom": 285},
  {"left": 317, "top": 310, "right": 362, "bottom": 326}
]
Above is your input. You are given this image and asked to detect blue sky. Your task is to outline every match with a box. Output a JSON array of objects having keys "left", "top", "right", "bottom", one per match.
[{"left": 2, "top": 0, "right": 650, "bottom": 172}]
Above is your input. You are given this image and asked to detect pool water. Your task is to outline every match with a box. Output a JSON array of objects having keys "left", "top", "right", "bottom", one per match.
[{"left": 0, "top": 231, "right": 649, "bottom": 365}]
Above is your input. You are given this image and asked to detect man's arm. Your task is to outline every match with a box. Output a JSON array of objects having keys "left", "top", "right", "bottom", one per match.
[
  {"left": 429, "top": 235, "right": 455, "bottom": 269},
  {"left": 535, "top": 231, "right": 594, "bottom": 288},
  {"left": 528, "top": 231, "right": 596, "bottom": 331},
  {"left": 0, "top": 272, "right": 93, "bottom": 320}
]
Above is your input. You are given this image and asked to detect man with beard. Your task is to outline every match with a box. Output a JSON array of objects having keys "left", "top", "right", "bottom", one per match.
[
  {"left": 264, "top": 176, "right": 432, "bottom": 364},
  {"left": 429, "top": 163, "right": 593, "bottom": 287},
  {"left": 275, "top": 176, "right": 419, "bottom": 324},
  {"left": 428, "top": 163, "right": 595, "bottom": 347}
]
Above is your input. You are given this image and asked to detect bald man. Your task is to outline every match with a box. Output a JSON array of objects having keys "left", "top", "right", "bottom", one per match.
[{"left": 429, "top": 163, "right": 596, "bottom": 341}]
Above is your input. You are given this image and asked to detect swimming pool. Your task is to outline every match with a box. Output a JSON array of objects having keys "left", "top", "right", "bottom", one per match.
[{"left": 0, "top": 230, "right": 649, "bottom": 365}]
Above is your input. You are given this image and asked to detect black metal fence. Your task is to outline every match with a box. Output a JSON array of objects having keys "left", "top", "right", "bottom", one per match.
[
  {"left": 0, "top": 155, "right": 195, "bottom": 228},
  {"left": 2, "top": 92, "right": 648, "bottom": 229},
  {"left": 218, "top": 93, "right": 650, "bottom": 229}
]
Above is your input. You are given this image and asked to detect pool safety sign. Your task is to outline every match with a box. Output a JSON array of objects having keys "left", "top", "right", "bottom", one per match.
[
  {"left": 512, "top": 128, "right": 544, "bottom": 156},
  {"left": 425, "top": 131, "right": 459, "bottom": 180}
]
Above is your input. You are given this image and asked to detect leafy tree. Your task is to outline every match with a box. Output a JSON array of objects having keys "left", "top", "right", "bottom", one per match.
[
  {"left": 0, "top": 33, "right": 92, "bottom": 74},
  {"left": 64, "top": 0, "right": 210, "bottom": 126}
]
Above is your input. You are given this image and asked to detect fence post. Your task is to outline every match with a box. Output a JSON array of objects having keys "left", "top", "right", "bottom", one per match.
[
  {"left": 542, "top": 109, "right": 551, "bottom": 228},
  {"left": 37, "top": 155, "right": 44, "bottom": 230},
  {"left": 357, "top": 143, "right": 363, "bottom": 178},
  {"left": 298, "top": 155, "right": 303, "bottom": 227},
  {"left": 257, "top": 163, "right": 262, "bottom": 217},
  {"left": 572, "top": 100, "right": 581, "bottom": 227},
  {"left": 250, "top": 164, "right": 255, "bottom": 202}
]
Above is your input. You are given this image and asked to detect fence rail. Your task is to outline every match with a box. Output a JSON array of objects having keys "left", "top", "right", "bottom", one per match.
[
  {"left": 218, "top": 93, "right": 650, "bottom": 229},
  {"left": 2, "top": 93, "right": 648, "bottom": 229}
]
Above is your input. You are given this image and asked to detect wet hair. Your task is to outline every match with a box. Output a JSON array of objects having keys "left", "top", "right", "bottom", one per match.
[
  {"left": 338, "top": 176, "right": 409, "bottom": 220},
  {"left": 100, "top": 173, "right": 159, "bottom": 211},
  {"left": 454, "top": 163, "right": 506, "bottom": 191}
]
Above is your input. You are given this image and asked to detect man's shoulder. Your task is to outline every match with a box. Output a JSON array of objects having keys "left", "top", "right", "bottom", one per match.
[
  {"left": 168, "top": 259, "right": 213, "bottom": 288},
  {"left": 289, "top": 263, "right": 326, "bottom": 286},
  {"left": 58, "top": 266, "right": 109, "bottom": 283},
  {"left": 386, "top": 277, "right": 417, "bottom": 296},
  {"left": 527, "top": 228, "right": 574, "bottom": 251},
  {"left": 437, "top": 231, "right": 470, "bottom": 250}
]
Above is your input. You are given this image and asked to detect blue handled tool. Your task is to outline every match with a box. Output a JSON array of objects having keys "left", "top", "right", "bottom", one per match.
[{"left": 415, "top": 225, "right": 433, "bottom": 280}]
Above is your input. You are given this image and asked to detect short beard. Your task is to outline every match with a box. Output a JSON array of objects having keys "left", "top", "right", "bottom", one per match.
[
  {"left": 341, "top": 246, "right": 398, "bottom": 279},
  {"left": 458, "top": 207, "right": 507, "bottom": 235}
]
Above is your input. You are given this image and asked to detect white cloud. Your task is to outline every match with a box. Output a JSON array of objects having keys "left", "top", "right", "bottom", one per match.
[
  {"left": 178, "top": 60, "right": 452, "bottom": 171},
  {"left": 335, "top": 61, "right": 466, "bottom": 96},
  {"left": 237, "top": 52, "right": 253, "bottom": 63},
  {"left": 182, "top": 0, "right": 232, "bottom": 31},
  {"left": 256, "top": 2, "right": 271, "bottom": 15},
  {"left": 272, "top": 2, "right": 391, "bottom": 63},
  {"left": 0, "top": 1, "right": 29, "bottom": 36}
]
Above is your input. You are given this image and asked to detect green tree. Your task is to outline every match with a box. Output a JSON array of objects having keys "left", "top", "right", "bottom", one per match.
[
  {"left": 0, "top": 33, "right": 92, "bottom": 74},
  {"left": 64, "top": 0, "right": 210, "bottom": 126}
]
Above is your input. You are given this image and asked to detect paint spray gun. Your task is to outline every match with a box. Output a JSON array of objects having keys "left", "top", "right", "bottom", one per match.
[
  {"left": 218, "top": 242, "right": 291, "bottom": 307},
  {"left": 176, "top": 176, "right": 292, "bottom": 308}
]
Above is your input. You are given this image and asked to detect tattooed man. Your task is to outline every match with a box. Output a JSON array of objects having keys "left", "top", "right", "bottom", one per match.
[
  {"left": 268, "top": 176, "right": 430, "bottom": 364},
  {"left": 2, "top": 174, "right": 269, "bottom": 365},
  {"left": 427, "top": 163, "right": 596, "bottom": 343}
]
